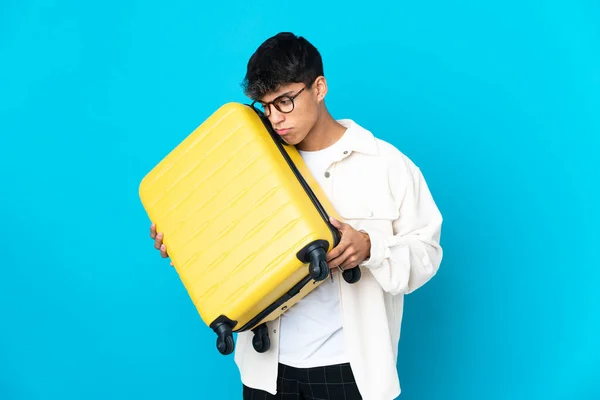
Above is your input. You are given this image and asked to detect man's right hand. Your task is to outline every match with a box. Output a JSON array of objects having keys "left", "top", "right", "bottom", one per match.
[{"left": 150, "top": 223, "right": 173, "bottom": 266}]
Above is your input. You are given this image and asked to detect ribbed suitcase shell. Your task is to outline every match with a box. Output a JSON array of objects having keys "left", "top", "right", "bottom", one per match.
[{"left": 139, "top": 102, "right": 342, "bottom": 335}]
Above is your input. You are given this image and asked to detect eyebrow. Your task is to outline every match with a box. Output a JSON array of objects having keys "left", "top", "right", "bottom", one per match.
[{"left": 259, "top": 91, "right": 294, "bottom": 104}]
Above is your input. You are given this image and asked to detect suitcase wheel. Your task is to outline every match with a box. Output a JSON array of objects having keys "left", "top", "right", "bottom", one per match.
[
  {"left": 310, "top": 258, "right": 329, "bottom": 282},
  {"left": 216, "top": 331, "right": 234, "bottom": 355},
  {"left": 307, "top": 247, "right": 329, "bottom": 281},
  {"left": 213, "top": 321, "right": 235, "bottom": 355},
  {"left": 297, "top": 240, "right": 331, "bottom": 282},
  {"left": 342, "top": 266, "right": 361, "bottom": 284},
  {"left": 251, "top": 323, "right": 271, "bottom": 353}
]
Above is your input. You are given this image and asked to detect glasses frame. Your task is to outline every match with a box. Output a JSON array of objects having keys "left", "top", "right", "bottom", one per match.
[{"left": 251, "top": 86, "right": 307, "bottom": 117}]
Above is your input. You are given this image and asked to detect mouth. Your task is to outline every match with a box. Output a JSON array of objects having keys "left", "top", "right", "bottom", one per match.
[{"left": 275, "top": 128, "right": 291, "bottom": 136}]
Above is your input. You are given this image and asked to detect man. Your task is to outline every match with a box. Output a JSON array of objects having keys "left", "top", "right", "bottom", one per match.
[{"left": 150, "top": 32, "right": 443, "bottom": 399}]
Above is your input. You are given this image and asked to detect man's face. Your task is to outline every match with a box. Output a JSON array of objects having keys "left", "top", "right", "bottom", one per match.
[{"left": 256, "top": 81, "right": 321, "bottom": 146}]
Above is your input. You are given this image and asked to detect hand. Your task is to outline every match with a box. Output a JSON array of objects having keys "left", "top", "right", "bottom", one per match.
[
  {"left": 150, "top": 223, "right": 173, "bottom": 266},
  {"left": 326, "top": 217, "right": 371, "bottom": 271}
]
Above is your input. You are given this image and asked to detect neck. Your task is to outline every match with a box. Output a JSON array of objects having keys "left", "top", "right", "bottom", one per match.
[{"left": 296, "top": 108, "right": 346, "bottom": 151}]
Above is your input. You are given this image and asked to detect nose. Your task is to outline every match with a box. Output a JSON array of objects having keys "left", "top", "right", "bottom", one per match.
[{"left": 268, "top": 107, "right": 285, "bottom": 125}]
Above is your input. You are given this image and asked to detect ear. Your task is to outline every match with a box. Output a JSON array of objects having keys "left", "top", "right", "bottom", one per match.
[{"left": 313, "top": 76, "right": 328, "bottom": 103}]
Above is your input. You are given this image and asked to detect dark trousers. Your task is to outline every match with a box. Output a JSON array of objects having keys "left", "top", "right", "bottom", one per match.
[{"left": 243, "top": 363, "right": 362, "bottom": 399}]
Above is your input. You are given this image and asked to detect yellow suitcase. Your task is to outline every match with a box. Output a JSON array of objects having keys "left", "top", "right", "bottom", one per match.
[{"left": 139, "top": 102, "right": 361, "bottom": 355}]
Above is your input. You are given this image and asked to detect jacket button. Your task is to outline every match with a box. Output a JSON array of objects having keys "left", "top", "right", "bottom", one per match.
[
  {"left": 343, "top": 150, "right": 348, "bottom": 155},
  {"left": 324, "top": 172, "right": 330, "bottom": 178}
]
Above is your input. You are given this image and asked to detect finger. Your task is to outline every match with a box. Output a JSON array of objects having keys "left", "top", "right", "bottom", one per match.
[
  {"left": 150, "top": 223, "right": 157, "bottom": 239},
  {"left": 160, "top": 244, "right": 169, "bottom": 258},
  {"left": 154, "top": 232, "right": 163, "bottom": 250},
  {"left": 329, "top": 216, "right": 347, "bottom": 231},
  {"left": 340, "top": 254, "right": 359, "bottom": 270},
  {"left": 326, "top": 240, "right": 349, "bottom": 262},
  {"left": 329, "top": 246, "right": 354, "bottom": 270}
]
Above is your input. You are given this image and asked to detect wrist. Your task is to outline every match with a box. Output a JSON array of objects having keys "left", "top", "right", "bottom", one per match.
[{"left": 360, "top": 230, "right": 371, "bottom": 257}]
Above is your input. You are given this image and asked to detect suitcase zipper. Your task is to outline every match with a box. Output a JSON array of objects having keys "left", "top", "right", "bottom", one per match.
[
  {"left": 208, "top": 104, "right": 361, "bottom": 353},
  {"left": 248, "top": 105, "right": 342, "bottom": 248},
  {"left": 234, "top": 106, "right": 341, "bottom": 333}
]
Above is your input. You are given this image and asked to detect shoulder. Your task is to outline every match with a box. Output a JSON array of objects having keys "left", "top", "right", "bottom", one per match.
[
  {"left": 341, "top": 119, "right": 422, "bottom": 178},
  {"left": 369, "top": 132, "right": 421, "bottom": 179}
]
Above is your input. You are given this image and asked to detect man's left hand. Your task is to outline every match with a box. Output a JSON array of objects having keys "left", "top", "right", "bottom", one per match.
[{"left": 326, "top": 217, "right": 371, "bottom": 270}]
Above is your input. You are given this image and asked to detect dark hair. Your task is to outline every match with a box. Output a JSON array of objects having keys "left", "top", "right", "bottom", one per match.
[{"left": 242, "top": 32, "right": 324, "bottom": 100}]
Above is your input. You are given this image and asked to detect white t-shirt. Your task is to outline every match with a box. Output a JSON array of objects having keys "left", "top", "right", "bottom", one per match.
[{"left": 277, "top": 132, "right": 351, "bottom": 368}]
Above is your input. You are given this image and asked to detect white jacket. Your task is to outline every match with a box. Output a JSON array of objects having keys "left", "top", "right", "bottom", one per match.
[{"left": 234, "top": 119, "right": 443, "bottom": 399}]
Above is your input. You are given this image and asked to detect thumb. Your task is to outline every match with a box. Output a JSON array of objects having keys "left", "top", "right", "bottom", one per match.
[{"left": 329, "top": 216, "right": 345, "bottom": 229}]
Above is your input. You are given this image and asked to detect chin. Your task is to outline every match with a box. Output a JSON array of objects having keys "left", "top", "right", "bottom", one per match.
[{"left": 281, "top": 136, "right": 299, "bottom": 146}]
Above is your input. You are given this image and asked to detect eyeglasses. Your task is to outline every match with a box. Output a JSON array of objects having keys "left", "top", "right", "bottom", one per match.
[{"left": 251, "top": 86, "right": 307, "bottom": 117}]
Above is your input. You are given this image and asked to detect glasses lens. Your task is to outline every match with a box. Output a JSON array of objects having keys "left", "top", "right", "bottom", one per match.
[{"left": 275, "top": 97, "right": 294, "bottom": 113}]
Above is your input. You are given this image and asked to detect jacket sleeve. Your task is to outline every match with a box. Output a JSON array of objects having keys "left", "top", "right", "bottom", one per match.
[{"left": 359, "top": 159, "right": 443, "bottom": 295}]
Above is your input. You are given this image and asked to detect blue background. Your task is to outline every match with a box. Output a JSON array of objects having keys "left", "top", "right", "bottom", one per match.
[{"left": 1, "top": 0, "right": 599, "bottom": 399}]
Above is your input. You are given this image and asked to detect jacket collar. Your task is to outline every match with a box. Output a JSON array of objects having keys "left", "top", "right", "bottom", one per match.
[{"left": 337, "top": 119, "right": 379, "bottom": 156}]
